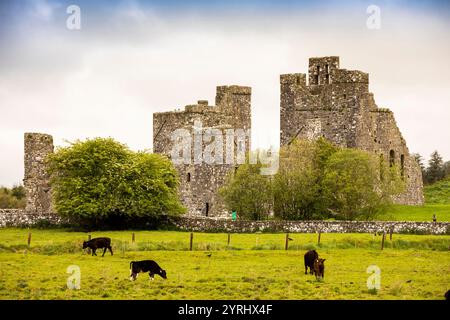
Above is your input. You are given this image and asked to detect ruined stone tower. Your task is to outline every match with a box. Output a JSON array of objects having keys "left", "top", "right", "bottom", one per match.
[
  {"left": 23, "top": 133, "right": 54, "bottom": 212},
  {"left": 153, "top": 85, "right": 252, "bottom": 217},
  {"left": 280, "top": 56, "right": 424, "bottom": 205}
]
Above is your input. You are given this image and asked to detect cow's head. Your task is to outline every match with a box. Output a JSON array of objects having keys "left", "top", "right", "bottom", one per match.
[
  {"left": 314, "top": 258, "right": 325, "bottom": 277},
  {"left": 82, "top": 241, "right": 88, "bottom": 249},
  {"left": 159, "top": 269, "right": 167, "bottom": 279}
]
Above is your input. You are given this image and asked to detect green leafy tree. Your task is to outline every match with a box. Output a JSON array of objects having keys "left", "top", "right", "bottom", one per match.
[
  {"left": 412, "top": 153, "right": 426, "bottom": 183},
  {"left": 47, "top": 137, "right": 185, "bottom": 225},
  {"left": 426, "top": 151, "right": 445, "bottom": 184},
  {"left": 322, "top": 149, "right": 404, "bottom": 220},
  {"left": 219, "top": 161, "right": 272, "bottom": 220},
  {"left": 0, "top": 185, "right": 26, "bottom": 209},
  {"left": 273, "top": 138, "right": 337, "bottom": 220}
]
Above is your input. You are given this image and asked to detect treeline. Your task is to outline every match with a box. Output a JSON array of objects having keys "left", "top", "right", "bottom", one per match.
[
  {"left": 0, "top": 185, "right": 26, "bottom": 209},
  {"left": 412, "top": 151, "right": 450, "bottom": 185},
  {"left": 220, "top": 138, "right": 405, "bottom": 221}
]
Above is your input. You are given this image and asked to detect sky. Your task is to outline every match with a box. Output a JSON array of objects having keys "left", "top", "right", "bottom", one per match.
[{"left": 0, "top": 0, "right": 450, "bottom": 187}]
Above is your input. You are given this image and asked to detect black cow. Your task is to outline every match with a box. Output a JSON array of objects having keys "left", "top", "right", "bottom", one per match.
[
  {"left": 304, "top": 250, "right": 319, "bottom": 275},
  {"left": 130, "top": 260, "right": 167, "bottom": 281},
  {"left": 82, "top": 237, "right": 113, "bottom": 257},
  {"left": 313, "top": 258, "right": 326, "bottom": 279},
  {"left": 445, "top": 290, "right": 450, "bottom": 300}
]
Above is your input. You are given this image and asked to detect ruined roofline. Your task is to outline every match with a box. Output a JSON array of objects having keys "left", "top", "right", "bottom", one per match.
[
  {"left": 308, "top": 56, "right": 340, "bottom": 63},
  {"left": 154, "top": 85, "right": 251, "bottom": 115},
  {"left": 216, "top": 85, "right": 251, "bottom": 95},
  {"left": 24, "top": 132, "right": 53, "bottom": 138}
]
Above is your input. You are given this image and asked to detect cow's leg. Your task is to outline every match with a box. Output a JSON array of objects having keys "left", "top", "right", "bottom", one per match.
[
  {"left": 92, "top": 249, "right": 97, "bottom": 256},
  {"left": 149, "top": 273, "right": 154, "bottom": 281},
  {"left": 108, "top": 246, "right": 113, "bottom": 256},
  {"left": 102, "top": 247, "right": 107, "bottom": 257},
  {"left": 305, "top": 265, "right": 307, "bottom": 275}
]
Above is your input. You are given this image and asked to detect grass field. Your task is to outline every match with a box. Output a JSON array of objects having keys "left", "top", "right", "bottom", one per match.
[
  {"left": 377, "top": 176, "right": 450, "bottom": 222},
  {"left": 379, "top": 204, "right": 450, "bottom": 222},
  {"left": 424, "top": 177, "right": 450, "bottom": 205},
  {"left": 0, "top": 229, "right": 449, "bottom": 300}
]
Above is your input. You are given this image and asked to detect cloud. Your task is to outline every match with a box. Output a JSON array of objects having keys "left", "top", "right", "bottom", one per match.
[
  {"left": 28, "top": 0, "right": 61, "bottom": 21},
  {"left": 0, "top": 1, "right": 449, "bottom": 186}
]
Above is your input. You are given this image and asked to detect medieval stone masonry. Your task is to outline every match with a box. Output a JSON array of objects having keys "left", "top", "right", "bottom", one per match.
[
  {"left": 280, "top": 56, "right": 424, "bottom": 205},
  {"left": 23, "top": 132, "right": 54, "bottom": 213},
  {"left": 153, "top": 85, "right": 252, "bottom": 217},
  {"left": 22, "top": 56, "right": 424, "bottom": 218}
]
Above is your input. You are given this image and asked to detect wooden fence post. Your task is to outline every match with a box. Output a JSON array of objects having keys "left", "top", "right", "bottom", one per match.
[
  {"left": 389, "top": 228, "right": 393, "bottom": 241},
  {"left": 132, "top": 233, "right": 135, "bottom": 243},
  {"left": 381, "top": 231, "right": 386, "bottom": 250},
  {"left": 227, "top": 233, "right": 231, "bottom": 246},
  {"left": 189, "top": 233, "right": 193, "bottom": 251},
  {"left": 27, "top": 232, "right": 31, "bottom": 246},
  {"left": 285, "top": 233, "right": 289, "bottom": 251},
  {"left": 318, "top": 231, "right": 321, "bottom": 245}
]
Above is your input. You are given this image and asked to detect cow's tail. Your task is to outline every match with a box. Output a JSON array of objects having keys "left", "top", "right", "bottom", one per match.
[{"left": 130, "top": 261, "right": 134, "bottom": 269}]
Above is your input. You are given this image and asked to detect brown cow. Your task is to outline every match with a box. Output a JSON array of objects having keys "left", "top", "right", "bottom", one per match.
[{"left": 313, "top": 258, "right": 326, "bottom": 280}]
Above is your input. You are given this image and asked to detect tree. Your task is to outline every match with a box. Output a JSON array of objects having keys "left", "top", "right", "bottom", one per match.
[
  {"left": 219, "top": 161, "right": 272, "bottom": 220},
  {"left": 0, "top": 185, "right": 26, "bottom": 209},
  {"left": 322, "top": 149, "right": 404, "bottom": 220},
  {"left": 411, "top": 153, "right": 426, "bottom": 182},
  {"left": 444, "top": 161, "right": 450, "bottom": 178},
  {"left": 47, "top": 137, "right": 185, "bottom": 225},
  {"left": 426, "top": 151, "right": 445, "bottom": 184},
  {"left": 273, "top": 138, "right": 337, "bottom": 220}
]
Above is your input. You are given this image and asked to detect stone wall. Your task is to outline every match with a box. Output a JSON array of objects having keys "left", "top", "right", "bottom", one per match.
[
  {"left": 0, "top": 210, "right": 447, "bottom": 234},
  {"left": 280, "top": 56, "right": 424, "bottom": 205},
  {"left": 153, "top": 85, "right": 252, "bottom": 217},
  {"left": 0, "top": 209, "right": 65, "bottom": 228},
  {"left": 170, "top": 217, "right": 450, "bottom": 235},
  {"left": 23, "top": 132, "right": 54, "bottom": 212}
]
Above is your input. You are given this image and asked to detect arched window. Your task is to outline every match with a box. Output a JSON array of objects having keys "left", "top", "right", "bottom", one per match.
[{"left": 389, "top": 150, "right": 395, "bottom": 167}]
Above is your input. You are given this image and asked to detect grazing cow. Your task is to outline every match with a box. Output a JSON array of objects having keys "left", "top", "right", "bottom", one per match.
[
  {"left": 313, "top": 258, "right": 326, "bottom": 280},
  {"left": 82, "top": 237, "right": 113, "bottom": 257},
  {"left": 130, "top": 260, "right": 167, "bottom": 281},
  {"left": 304, "top": 250, "right": 319, "bottom": 275}
]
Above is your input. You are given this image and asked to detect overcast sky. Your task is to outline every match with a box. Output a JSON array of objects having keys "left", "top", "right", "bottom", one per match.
[{"left": 1, "top": 0, "right": 449, "bottom": 187}]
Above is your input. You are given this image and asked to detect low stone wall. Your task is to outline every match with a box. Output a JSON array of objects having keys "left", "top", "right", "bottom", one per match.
[
  {"left": 0, "top": 210, "right": 449, "bottom": 234},
  {"left": 0, "top": 209, "right": 65, "bottom": 227},
  {"left": 170, "top": 217, "right": 450, "bottom": 235}
]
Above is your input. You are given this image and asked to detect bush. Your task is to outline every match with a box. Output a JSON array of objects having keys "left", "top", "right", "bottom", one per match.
[{"left": 47, "top": 137, "right": 185, "bottom": 227}]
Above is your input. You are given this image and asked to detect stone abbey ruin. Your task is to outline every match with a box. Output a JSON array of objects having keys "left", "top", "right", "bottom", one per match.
[
  {"left": 23, "top": 56, "right": 424, "bottom": 217},
  {"left": 280, "top": 57, "right": 423, "bottom": 206}
]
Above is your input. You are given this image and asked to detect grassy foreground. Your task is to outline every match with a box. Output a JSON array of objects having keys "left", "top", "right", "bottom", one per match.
[{"left": 0, "top": 229, "right": 449, "bottom": 300}]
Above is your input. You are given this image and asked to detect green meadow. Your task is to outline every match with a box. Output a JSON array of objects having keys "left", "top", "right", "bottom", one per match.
[{"left": 0, "top": 229, "right": 449, "bottom": 300}]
